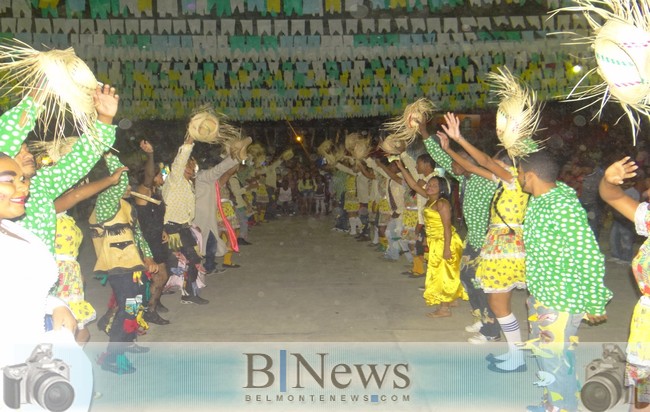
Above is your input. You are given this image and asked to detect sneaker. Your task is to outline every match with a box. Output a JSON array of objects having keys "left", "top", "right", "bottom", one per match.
[
  {"left": 98, "top": 354, "right": 136, "bottom": 375},
  {"left": 464, "top": 321, "right": 482, "bottom": 333},
  {"left": 222, "top": 264, "right": 241, "bottom": 268},
  {"left": 143, "top": 311, "right": 170, "bottom": 325},
  {"left": 487, "top": 362, "right": 527, "bottom": 373},
  {"left": 101, "top": 361, "right": 136, "bottom": 375},
  {"left": 181, "top": 295, "right": 210, "bottom": 305},
  {"left": 237, "top": 238, "right": 252, "bottom": 246},
  {"left": 157, "top": 302, "right": 169, "bottom": 313},
  {"left": 418, "top": 286, "right": 425, "bottom": 291},
  {"left": 206, "top": 267, "right": 226, "bottom": 275},
  {"left": 124, "top": 344, "right": 150, "bottom": 354},
  {"left": 468, "top": 333, "right": 501, "bottom": 344}
]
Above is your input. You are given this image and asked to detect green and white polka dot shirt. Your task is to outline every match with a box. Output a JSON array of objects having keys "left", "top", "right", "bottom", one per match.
[
  {"left": 0, "top": 97, "right": 117, "bottom": 254},
  {"left": 424, "top": 137, "right": 497, "bottom": 249},
  {"left": 524, "top": 182, "right": 612, "bottom": 315}
]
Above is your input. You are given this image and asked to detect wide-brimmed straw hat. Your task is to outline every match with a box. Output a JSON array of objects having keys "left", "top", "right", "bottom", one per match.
[
  {"left": 379, "top": 137, "right": 407, "bottom": 155},
  {"left": 227, "top": 136, "right": 253, "bottom": 162},
  {"left": 553, "top": 0, "right": 650, "bottom": 142},
  {"left": 246, "top": 142, "right": 266, "bottom": 166},
  {"left": 345, "top": 133, "right": 371, "bottom": 160},
  {"left": 317, "top": 139, "right": 345, "bottom": 165},
  {"left": 187, "top": 106, "right": 220, "bottom": 144},
  {"left": 0, "top": 40, "right": 98, "bottom": 145},
  {"left": 489, "top": 67, "right": 541, "bottom": 159},
  {"left": 381, "top": 98, "right": 437, "bottom": 148}
]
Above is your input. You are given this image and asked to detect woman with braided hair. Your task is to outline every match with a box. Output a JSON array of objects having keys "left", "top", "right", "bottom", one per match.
[{"left": 438, "top": 112, "right": 529, "bottom": 373}]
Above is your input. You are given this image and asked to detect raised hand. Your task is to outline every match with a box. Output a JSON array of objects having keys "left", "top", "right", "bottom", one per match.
[
  {"left": 440, "top": 112, "right": 462, "bottom": 142},
  {"left": 140, "top": 140, "right": 154, "bottom": 154},
  {"left": 109, "top": 166, "right": 129, "bottom": 185},
  {"left": 603, "top": 156, "right": 637, "bottom": 185},
  {"left": 417, "top": 119, "right": 429, "bottom": 138},
  {"left": 94, "top": 84, "right": 119, "bottom": 124},
  {"left": 436, "top": 131, "right": 450, "bottom": 151}
]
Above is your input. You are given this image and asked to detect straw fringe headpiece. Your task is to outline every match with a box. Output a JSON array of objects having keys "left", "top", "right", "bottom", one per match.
[
  {"left": 28, "top": 136, "right": 78, "bottom": 165},
  {"left": 552, "top": 0, "right": 650, "bottom": 143},
  {"left": 247, "top": 142, "right": 267, "bottom": 166},
  {"left": 488, "top": 67, "right": 542, "bottom": 159},
  {"left": 379, "top": 136, "right": 407, "bottom": 155},
  {"left": 223, "top": 136, "right": 252, "bottom": 162},
  {"left": 317, "top": 139, "right": 344, "bottom": 165},
  {"left": 345, "top": 133, "right": 371, "bottom": 160},
  {"left": 0, "top": 40, "right": 98, "bottom": 148},
  {"left": 382, "top": 98, "right": 437, "bottom": 148},
  {"left": 187, "top": 106, "right": 222, "bottom": 144}
]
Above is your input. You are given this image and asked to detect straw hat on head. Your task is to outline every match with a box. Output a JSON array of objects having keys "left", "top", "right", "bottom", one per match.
[
  {"left": 382, "top": 98, "right": 437, "bottom": 148},
  {"left": 488, "top": 67, "right": 542, "bottom": 159},
  {"left": 379, "top": 136, "right": 407, "bottom": 155},
  {"left": 553, "top": 0, "right": 650, "bottom": 143},
  {"left": 0, "top": 40, "right": 98, "bottom": 145}
]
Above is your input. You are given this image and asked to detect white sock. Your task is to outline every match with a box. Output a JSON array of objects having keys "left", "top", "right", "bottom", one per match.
[
  {"left": 491, "top": 313, "right": 525, "bottom": 370},
  {"left": 498, "top": 313, "right": 522, "bottom": 351},
  {"left": 348, "top": 218, "right": 357, "bottom": 235}
]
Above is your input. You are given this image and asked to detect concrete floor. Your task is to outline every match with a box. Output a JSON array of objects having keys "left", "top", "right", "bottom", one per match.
[
  {"left": 82, "top": 215, "right": 638, "bottom": 344},
  {"left": 79, "top": 215, "right": 641, "bottom": 412}
]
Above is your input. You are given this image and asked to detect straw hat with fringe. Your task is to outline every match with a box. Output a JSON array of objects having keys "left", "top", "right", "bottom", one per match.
[
  {"left": 552, "top": 0, "right": 650, "bottom": 143},
  {"left": 317, "top": 139, "right": 344, "bottom": 166},
  {"left": 247, "top": 142, "right": 266, "bottom": 166},
  {"left": 382, "top": 98, "right": 437, "bottom": 148},
  {"left": 225, "top": 136, "right": 252, "bottom": 162},
  {"left": 0, "top": 40, "right": 98, "bottom": 146},
  {"left": 187, "top": 106, "right": 222, "bottom": 144},
  {"left": 345, "top": 133, "right": 371, "bottom": 160},
  {"left": 344, "top": 133, "right": 362, "bottom": 154},
  {"left": 488, "top": 67, "right": 542, "bottom": 159},
  {"left": 379, "top": 136, "right": 407, "bottom": 155},
  {"left": 29, "top": 137, "right": 78, "bottom": 166}
]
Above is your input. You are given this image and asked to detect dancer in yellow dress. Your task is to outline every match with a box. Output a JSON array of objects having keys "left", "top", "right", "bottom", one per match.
[
  {"left": 396, "top": 160, "right": 466, "bottom": 317},
  {"left": 438, "top": 112, "right": 529, "bottom": 372}
]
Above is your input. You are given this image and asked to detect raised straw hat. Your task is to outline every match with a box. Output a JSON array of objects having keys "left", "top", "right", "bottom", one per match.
[
  {"left": 317, "top": 139, "right": 344, "bottom": 165},
  {"left": 382, "top": 98, "right": 437, "bottom": 148},
  {"left": 187, "top": 106, "right": 221, "bottom": 144},
  {"left": 379, "top": 136, "right": 407, "bottom": 155},
  {"left": 345, "top": 133, "right": 371, "bottom": 160},
  {"left": 0, "top": 40, "right": 98, "bottom": 146},
  {"left": 488, "top": 67, "right": 542, "bottom": 159},
  {"left": 552, "top": 0, "right": 650, "bottom": 143},
  {"left": 226, "top": 136, "right": 253, "bottom": 162}
]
